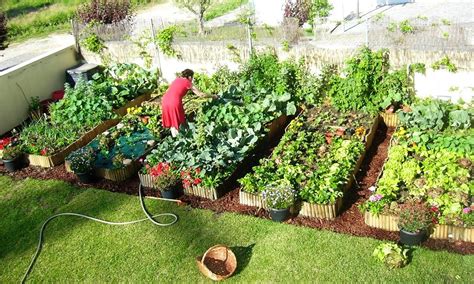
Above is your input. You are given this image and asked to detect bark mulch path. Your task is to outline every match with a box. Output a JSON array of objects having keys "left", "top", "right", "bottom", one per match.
[{"left": 1, "top": 124, "right": 473, "bottom": 255}]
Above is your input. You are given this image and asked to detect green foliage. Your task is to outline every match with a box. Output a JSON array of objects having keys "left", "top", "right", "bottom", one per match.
[
  {"left": 373, "top": 243, "right": 409, "bottom": 269},
  {"left": 19, "top": 117, "right": 85, "bottom": 155},
  {"left": 262, "top": 183, "right": 296, "bottom": 209},
  {"left": 129, "top": 31, "right": 153, "bottom": 69},
  {"left": 363, "top": 99, "right": 473, "bottom": 226},
  {"left": 21, "top": 63, "right": 158, "bottom": 155},
  {"left": 308, "top": 0, "right": 333, "bottom": 25},
  {"left": 146, "top": 52, "right": 321, "bottom": 189},
  {"left": 432, "top": 55, "right": 457, "bottom": 73},
  {"left": 155, "top": 25, "right": 181, "bottom": 58},
  {"left": 204, "top": 0, "right": 248, "bottom": 21},
  {"left": 409, "top": 63, "right": 426, "bottom": 74},
  {"left": 81, "top": 32, "right": 106, "bottom": 54},
  {"left": 399, "top": 20, "right": 414, "bottom": 34},
  {"left": 281, "top": 40, "right": 290, "bottom": 52},
  {"left": 387, "top": 20, "right": 415, "bottom": 34},
  {"left": 240, "top": 105, "right": 372, "bottom": 204},
  {"left": 1, "top": 146, "right": 22, "bottom": 160},
  {"left": 67, "top": 146, "right": 96, "bottom": 173},
  {"left": 398, "top": 201, "right": 434, "bottom": 233},
  {"left": 328, "top": 47, "right": 412, "bottom": 114}
]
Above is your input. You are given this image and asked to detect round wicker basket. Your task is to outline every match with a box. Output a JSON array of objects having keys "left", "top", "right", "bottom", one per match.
[{"left": 196, "top": 245, "right": 237, "bottom": 281}]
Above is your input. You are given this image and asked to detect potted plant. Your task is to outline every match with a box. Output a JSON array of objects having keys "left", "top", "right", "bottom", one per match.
[
  {"left": 67, "top": 147, "right": 96, "bottom": 183},
  {"left": 398, "top": 201, "right": 434, "bottom": 246},
  {"left": 2, "top": 145, "right": 23, "bottom": 172},
  {"left": 262, "top": 183, "right": 296, "bottom": 222},
  {"left": 152, "top": 162, "right": 181, "bottom": 199}
]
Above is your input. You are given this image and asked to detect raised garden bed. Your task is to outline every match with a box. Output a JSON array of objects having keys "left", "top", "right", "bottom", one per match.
[
  {"left": 362, "top": 99, "right": 473, "bottom": 242},
  {"left": 27, "top": 119, "right": 120, "bottom": 168},
  {"left": 67, "top": 103, "right": 164, "bottom": 182},
  {"left": 364, "top": 211, "right": 474, "bottom": 242},
  {"left": 140, "top": 114, "right": 292, "bottom": 200},
  {"left": 240, "top": 106, "right": 378, "bottom": 219},
  {"left": 21, "top": 63, "right": 157, "bottom": 168},
  {"left": 26, "top": 92, "right": 151, "bottom": 168}
]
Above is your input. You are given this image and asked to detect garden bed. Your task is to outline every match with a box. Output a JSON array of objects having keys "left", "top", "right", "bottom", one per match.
[
  {"left": 141, "top": 114, "right": 292, "bottom": 200},
  {"left": 379, "top": 112, "right": 399, "bottom": 128},
  {"left": 364, "top": 212, "right": 474, "bottom": 242},
  {"left": 26, "top": 119, "right": 120, "bottom": 168},
  {"left": 239, "top": 109, "right": 379, "bottom": 219},
  {"left": 362, "top": 99, "right": 473, "bottom": 242},
  {"left": 25, "top": 92, "right": 153, "bottom": 168}
]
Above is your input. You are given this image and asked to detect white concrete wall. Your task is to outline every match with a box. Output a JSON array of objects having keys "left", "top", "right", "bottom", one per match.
[
  {"left": 0, "top": 45, "right": 81, "bottom": 135},
  {"left": 414, "top": 69, "right": 474, "bottom": 103}
]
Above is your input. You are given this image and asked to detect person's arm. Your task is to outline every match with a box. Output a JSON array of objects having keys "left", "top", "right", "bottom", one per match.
[{"left": 191, "top": 86, "right": 217, "bottom": 99}]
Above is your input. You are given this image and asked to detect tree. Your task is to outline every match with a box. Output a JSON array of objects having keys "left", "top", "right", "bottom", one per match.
[{"left": 174, "top": 0, "right": 212, "bottom": 35}]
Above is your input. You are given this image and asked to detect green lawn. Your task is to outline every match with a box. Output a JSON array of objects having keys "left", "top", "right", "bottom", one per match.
[
  {"left": 0, "top": 175, "right": 472, "bottom": 282},
  {"left": 1, "top": 0, "right": 247, "bottom": 43}
]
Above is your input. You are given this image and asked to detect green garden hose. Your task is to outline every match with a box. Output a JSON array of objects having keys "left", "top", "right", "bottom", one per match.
[{"left": 21, "top": 183, "right": 178, "bottom": 283}]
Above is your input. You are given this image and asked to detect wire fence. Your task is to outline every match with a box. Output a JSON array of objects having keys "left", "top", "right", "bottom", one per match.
[{"left": 367, "top": 17, "right": 474, "bottom": 51}]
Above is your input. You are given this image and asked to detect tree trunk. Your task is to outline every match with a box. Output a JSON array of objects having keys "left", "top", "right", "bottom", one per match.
[{"left": 198, "top": 12, "right": 205, "bottom": 35}]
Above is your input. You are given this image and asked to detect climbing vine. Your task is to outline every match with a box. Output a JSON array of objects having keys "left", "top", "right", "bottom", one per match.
[
  {"left": 432, "top": 55, "right": 458, "bottom": 73},
  {"left": 155, "top": 25, "right": 181, "bottom": 59}
]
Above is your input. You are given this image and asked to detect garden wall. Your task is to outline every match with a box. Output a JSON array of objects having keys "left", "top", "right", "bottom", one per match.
[{"left": 0, "top": 45, "right": 81, "bottom": 135}]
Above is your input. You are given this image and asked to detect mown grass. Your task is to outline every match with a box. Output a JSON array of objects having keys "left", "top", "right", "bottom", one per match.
[
  {"left": 0, "top": 175, "right": 473, "bottom": 283},
  {"left": 204, "top": 0, "right": 248, "bottom": 21},
  {"left": 1, "top": 0, "right": 247, "bottom": 43},
  {"left": 1, "top": 0, "right": 164, "bottom": 42}
]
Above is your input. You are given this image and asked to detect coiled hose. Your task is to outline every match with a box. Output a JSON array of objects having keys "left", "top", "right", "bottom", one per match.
[{"left": 21, "top": 183, "right": 178, "bottom": 283}]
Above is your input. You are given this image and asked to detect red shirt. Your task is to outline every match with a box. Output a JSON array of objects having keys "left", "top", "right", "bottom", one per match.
[{"left": 161, "top": 78, "right": 192, "bottom": 129}]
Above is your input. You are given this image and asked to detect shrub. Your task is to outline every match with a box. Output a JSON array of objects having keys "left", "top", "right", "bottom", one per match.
[
  {"left": 0, "top": 11, "right": 7, "bottom": 49},
  {"left": 76, "top": 0, "right": 134, "bottom": 24},
  {"left": 283, "top": 0, "right": 311, "bottom": 27},
  {"left": 67, "top": 147, "right": 96, "bottom": 174}
]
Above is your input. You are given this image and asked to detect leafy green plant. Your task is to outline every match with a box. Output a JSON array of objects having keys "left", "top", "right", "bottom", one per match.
[
  {"left": 431, "top": 55, "right": 457, "bottom": 73},
  {"left": 281, "top": 40, "right": 290, "bottom": 52},
  {"left": 309, "top": 0, "right": 333, "bottom": 26},
  {"left": 155, "top": 25, "right": 181, "bottom": 58},
  {"left": 373, "top": 243, "right": 409, "bottom": 269},
  {"left": 1, "top": 146, "right": 22, "bottom": 160},
  {"left": 81, "top": 32, "right": 106, "bottom": 53},
  {"left": 409, "top": 63, "right": 426, "bottom": 74},
  {"left": 399, "top": 20, "right": 414, "bottom": 34},
  {"left": 67, "top": 147, "right": 96, "bottom": 173}
]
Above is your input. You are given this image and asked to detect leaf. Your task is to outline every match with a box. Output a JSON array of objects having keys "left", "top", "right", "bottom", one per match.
[
  {"left": 278, "top": 92, "right": 291, "bottom": 102},
  {"left": 286, "top": 102, "right": 297, "bottom": 115}
]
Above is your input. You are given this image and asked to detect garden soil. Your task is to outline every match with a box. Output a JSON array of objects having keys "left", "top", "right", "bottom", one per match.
[{"left": 1, "top": 124, "right": 473, "bottom": 255}]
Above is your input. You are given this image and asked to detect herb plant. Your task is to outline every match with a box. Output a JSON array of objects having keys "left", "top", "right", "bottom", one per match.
[{"left": 373, "top": 243, "right": 409, "bottom": 269}]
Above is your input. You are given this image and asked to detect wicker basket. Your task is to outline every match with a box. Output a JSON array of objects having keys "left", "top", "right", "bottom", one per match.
[{"left": 196, "top": 245, "right": 237, "bottom": 281}]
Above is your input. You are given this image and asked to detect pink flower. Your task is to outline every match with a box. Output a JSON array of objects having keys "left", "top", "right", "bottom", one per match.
[
  {"left": 369, "top": 194, "right": 383, "bottom": 202},
  {"left": 463, "top": 207, "right": 471, "bottom": 214}
]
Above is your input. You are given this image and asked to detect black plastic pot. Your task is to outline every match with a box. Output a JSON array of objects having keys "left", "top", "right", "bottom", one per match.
[
  {"left": 160, "top": 187, "right": 180, "bottom": 199},
  {"left": 2, "top": 156, "right": 22, "bottom": 172},
  {"left": 76, "top": 172, "right": 94, "bottom": 183},
  {"left": 399, "top": 229, "right": 427, "bottom": 246},
  {"left": 269, "top": 208, "right": 290, "bottom": 222}
]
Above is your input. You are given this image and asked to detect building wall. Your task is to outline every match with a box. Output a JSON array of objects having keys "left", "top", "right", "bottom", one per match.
[{"left": 0, "top": 45, "right": 81, "bottom": 135}]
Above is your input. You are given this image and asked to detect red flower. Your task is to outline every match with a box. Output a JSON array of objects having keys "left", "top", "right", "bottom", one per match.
[
  {"left": 430, "top": 206, "right": 439, "bottom": 213},
  {"left": 40, "top": 148, "right": 48, "bottom": 156},
  {"left": 193, "top": 178, "right": 202, "bottom": 185},
  {"left": 195, "top": 167, "right": 201, "bottom": 174},
  {"left": 0, "top": 137, "right": 12, "bottom": 150}
]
